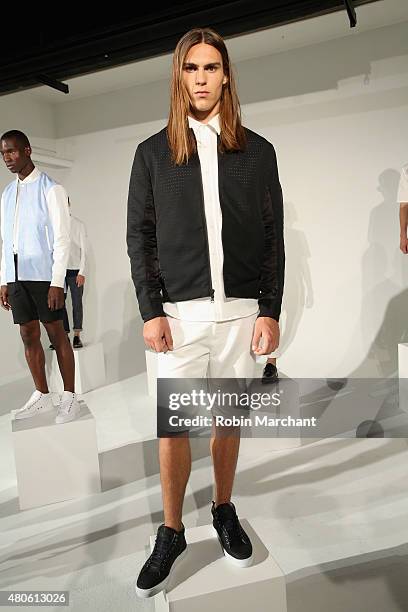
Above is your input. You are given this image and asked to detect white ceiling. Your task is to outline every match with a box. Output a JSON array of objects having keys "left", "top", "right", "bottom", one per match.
[{"left": 26, "top": 0, "right": 408, "bottom": 104}]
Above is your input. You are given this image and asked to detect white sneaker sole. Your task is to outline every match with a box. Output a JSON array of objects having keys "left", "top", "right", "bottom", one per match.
[
  {"left": 214, "top": 526, "right": 253, "bottom": 567},
  {"left": 55, "top": 404, "right": 81, "bottom": 424},
  {"left": 14, "top": 403, "right": 55, "bottom": 420},
  {"left": 135, "top": 546, "right": 188, "bottom": 599}
]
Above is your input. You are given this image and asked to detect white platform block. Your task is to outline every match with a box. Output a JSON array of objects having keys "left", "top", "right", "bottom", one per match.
[
  {"left": 398, "top": 343, "right": 408, "bottom": 413},
  {"left": 11, "top": 401, "right": 101, "bottom": 510},
  {"left": 48, "top": 342, "right": 106, "bottom": 394},
  {"left": 151, "top": 522, "right": 287, "bottom": 612}
]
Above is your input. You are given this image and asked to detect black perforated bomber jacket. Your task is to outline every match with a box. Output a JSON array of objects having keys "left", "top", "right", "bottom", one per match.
[{"left": 126, "top": 125, "right": 285, "bottom": 323}]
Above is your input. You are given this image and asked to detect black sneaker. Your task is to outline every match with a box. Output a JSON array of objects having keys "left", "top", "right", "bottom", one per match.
[
  {"left": 73, "top": 336, "right": 83, "bottom": 349},
  {"left": 262, "top": 362, "right": 278, "bottom": 384},
  {"left": 211, "top": 501, "right": 253, "bottom": 567},
  {"left": 135, "top": 523, "right": 187, "bottom": 598}
]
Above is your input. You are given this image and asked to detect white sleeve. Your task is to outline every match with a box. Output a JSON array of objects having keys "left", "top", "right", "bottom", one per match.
[
  {"left": 0, "top": 194, "right": 6, "bottom": 286},
  {"left": 398, "top": 166, "right": 408, "bottom": 204},
  {"left": 46, "top": 184, "right": 71, "bottom": 288},
  {"left": 78, "top": 221, "right": 87, "bottom": 276}
]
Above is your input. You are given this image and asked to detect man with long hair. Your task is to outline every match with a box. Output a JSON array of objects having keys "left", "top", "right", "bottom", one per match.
[{"left": 127, "top": 28, "right": 285, "bottom": 598}]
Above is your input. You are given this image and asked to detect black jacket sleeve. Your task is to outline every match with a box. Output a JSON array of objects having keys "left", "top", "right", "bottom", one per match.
[
  {"left": 126, "top": 144, "right": 165, "bottom": 322},
  {"left": 258, "top": 143, "right": 285, "bottom": 321}
]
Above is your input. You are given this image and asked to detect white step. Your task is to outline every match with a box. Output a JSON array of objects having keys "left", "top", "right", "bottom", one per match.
[{"left": 150, "top": 522, "right": 286, "bottom": 612}]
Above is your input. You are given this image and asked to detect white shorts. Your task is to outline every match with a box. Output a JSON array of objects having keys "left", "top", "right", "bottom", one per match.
[{"left": 157, "top": 313, "right": 258, "bottom": 379}]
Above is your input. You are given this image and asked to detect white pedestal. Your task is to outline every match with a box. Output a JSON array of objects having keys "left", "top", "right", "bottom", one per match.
[
  {"left": 48, "top": 342, "right": 106, "bottom": 394},
  {"left": 398, "top": 343, "right": 408, "bottom": 413},
  {"left": 11, "top": 401, "right": 101, "bottom": 510},
  {"left": 151, "top": 522, "right": 287, "bottom": 612}
]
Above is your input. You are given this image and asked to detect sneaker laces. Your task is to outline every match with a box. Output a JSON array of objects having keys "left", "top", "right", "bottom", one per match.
[
  {"left": 147, "top": 526, "right": 176, "bottom": 571},
  {"left": 216, "top": 505, "right": 244, "bottom": 544},
  {"left": 59, "top": 394, "right": 75, "bottom": 414},
  {"left": 21, "top": 391, "right": 43, "bottom": 410}
]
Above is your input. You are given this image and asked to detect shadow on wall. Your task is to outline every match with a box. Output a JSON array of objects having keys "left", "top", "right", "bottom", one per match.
[
  {"left": 238, "top": 24, "right": 408, "bottom": 110},
  {"left": 342, "top": 168, "right": 408, "bottom": 378},
  {"left": 278, "top": 200, "right": 313, "bottom": 356},
  {"left": 101, "top": 280, "right": 144, "bottom": 384}
]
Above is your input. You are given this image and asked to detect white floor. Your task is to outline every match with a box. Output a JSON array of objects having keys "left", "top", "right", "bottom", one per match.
[{"left": 0, "top": 373, "right": 408, "bottom": 611}]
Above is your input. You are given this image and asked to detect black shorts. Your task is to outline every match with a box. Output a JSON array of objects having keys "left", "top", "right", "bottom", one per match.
[{"left": 7, "top": 280, "right": 64, "bottom": 325}]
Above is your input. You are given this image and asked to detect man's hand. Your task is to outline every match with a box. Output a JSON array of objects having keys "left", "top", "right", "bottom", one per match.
[
  {"left": 48, "top": 286, "right": 65, "bottom": 310},
  {"left": 144, "top": 317, "right": 173, "bottom": 353},
  {"left": 76, "top": 274, "right": 85, "bottom": 287},
  {"left": 252, "top": 317, "right": 280, "bottom": 355},
  {"left": 400, "top": 235, "right": 408, "bottom": 254},
  {"left": 0, "top": 285, "right": 11, "bottom": 311}
]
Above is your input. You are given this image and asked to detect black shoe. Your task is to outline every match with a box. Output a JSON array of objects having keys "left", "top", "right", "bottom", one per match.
[
  {"left": 73, "top": 336, "right": 83, "bottom": 349},
  {"left": 262, "top": 362, "right": 278, "bottom": 384},
  {"left": 211, "top": 501, "right": 253, "bottom": 567},
  {"left": 135, "top": 523, "right": 187, "bottom": 598}
]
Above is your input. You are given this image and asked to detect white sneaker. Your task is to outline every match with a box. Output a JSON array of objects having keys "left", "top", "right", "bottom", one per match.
[
  {"left": 55, "top": 391, "right": 81, "bottom": 424},
  {"left": 14, "top": 390, "right": 55, "bottom": 420}
]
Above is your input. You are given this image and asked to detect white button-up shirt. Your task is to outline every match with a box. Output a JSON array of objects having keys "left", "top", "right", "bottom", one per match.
[{"left": 163, "top": 113, "right": 259, "bottom": 321}]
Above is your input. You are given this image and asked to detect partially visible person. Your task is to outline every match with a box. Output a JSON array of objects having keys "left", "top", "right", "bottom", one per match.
[
  {"left": 0, "top": 130, "right": 80, "bottom": 424},
  {"left": 262, "top": 354, "right": 279, "bottom": 383},
  {"left": 399, "top": 164, "right": 408, "bottom": 254},
  {"left": 50, "top": 198, "right": 87, "bottom": 350}
]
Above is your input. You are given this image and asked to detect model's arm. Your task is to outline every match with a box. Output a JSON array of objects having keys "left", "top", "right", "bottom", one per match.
[
  {"left": 127, "top": 145, "right": 173, "bottom": 352},
  {"left": 400, "top": 204, "right": 408, "bottom": 253},
  {"left": 127, "top": 145, "right": 165, "bottom": 323},
  {"left": 398, "top": 166, "right": 408, "bottom": 253},
  {"left": 258, "top": 143, "right": 285, "bottom": 321},
  {"left": 0, "top": 194, "right": 6, "bottom": 287},
  {"left": 0, "top": 194, "right": 10, "bottom": 310},
  {"left": 46, "top": 185, "right": 70, "bottom": 310},
  {"left": 78, "top": 221, "right": 87, "bottom": 277}
]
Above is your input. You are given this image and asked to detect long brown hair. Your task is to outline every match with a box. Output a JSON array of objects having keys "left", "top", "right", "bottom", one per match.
[{"left": 167, "top": 28, "right": 247, "bottom": 165}]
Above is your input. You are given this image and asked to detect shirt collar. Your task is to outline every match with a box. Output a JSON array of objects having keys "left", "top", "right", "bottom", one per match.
[
  {"left": 188, "top": 113, "right": 220, "bottom": 135},
  {"left": 17, "top": 166, "right": 41, "bottom": 184}
]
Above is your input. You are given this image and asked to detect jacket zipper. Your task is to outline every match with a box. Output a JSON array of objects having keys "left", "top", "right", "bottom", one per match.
[{"left": 195, "top": 141, "right": 215, "bottom": 302}]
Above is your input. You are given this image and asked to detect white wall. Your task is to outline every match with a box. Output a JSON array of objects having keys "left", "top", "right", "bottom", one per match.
[{"left": 1, "top": 18, "right": 408, "bottom": 385}]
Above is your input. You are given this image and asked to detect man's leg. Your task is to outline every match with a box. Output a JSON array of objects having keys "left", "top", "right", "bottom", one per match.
[
  {"left": 157, "top": 317, "right": 210, "bottom": 528},
  {"left": 135, "top": 318, "right": 209, "bottom": 598},
  {"left": 209, "top": 314, "right": 257, "bottom": 504},
  {"left": 62, "top": 293, "right": 70, "bottom": 334},
  {"left": 160, "top": 435, "right": 191, "bottom": 531},
  {"left": 20, "top": 320, "right": 48, "bottom": 393},
  {"left": 43, "top": 320, "right": 75, "bottom": 392},
  {"left": 69, "top": 273, "right": 84, "bottom": 345},
  {"left": 210, "top": 422, "right": 240, "bottom": 506},
  {"left": 208, "top": 315, "right": 257, "bottom": 567}
]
